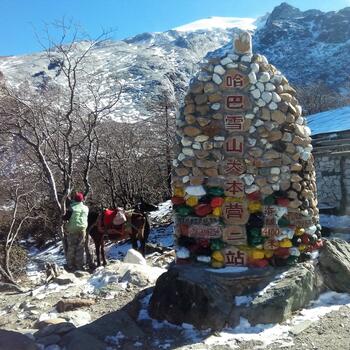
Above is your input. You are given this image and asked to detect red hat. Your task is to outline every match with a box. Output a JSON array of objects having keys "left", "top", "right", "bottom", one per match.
[{"left": 74, "top": 192, "right": 84, "bottom": 202}]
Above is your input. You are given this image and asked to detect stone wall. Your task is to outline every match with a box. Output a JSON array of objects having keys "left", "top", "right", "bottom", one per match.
[
  {"left": 314, "top": 155, "right": 342, "bottom": 208},
  {"left": 313, "top": 152, "right": 350, "bottom": 213}
]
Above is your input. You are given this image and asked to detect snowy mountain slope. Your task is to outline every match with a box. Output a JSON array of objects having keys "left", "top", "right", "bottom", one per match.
[
  {"left": 209, "top": 3, "right": 350, "bottom": 91},
  {"left": 173, "top": 16, "right": 258, "bottom": 32},
  {"left": 0, "top": 3, "right": 349, "bottom": 122},
  {"left": 0, "top": 28, "right": 240, "bottom": 122}
]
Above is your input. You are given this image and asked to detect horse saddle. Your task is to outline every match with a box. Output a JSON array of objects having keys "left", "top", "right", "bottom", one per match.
[{"left": 103, "top": 208, "right": 127, "bottom": 228}]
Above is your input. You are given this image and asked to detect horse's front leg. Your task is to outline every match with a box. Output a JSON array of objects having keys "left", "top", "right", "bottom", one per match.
[
  {"left": 101, "top": 236, "right": 107, "bottom": 266},
  {"left": 130, "top": 230, "right": 138, "bottom": 251},
  {"left": 95, "top": 239, "right": 101, "bottom": 267},
  {"left": 140, "top": 222, "right": 148, "bottom": 257},
  {"left": 140, "top": 237, "right": 146, "bottom": 257}
]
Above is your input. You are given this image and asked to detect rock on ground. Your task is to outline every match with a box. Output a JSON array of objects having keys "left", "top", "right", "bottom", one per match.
[
  {"left": 0, "top": 329, "right": 37, "bottom": 350},
  {"left": 77, "top": 309, "right": 144, "bottom": 342},
  {"left": 319, "top": 239, "right": 350, "bottom": 293},
  {"left": 61, "top": 330, "right": 106, "bottom": 350},
  {"left": 149, "top": 265, "right": 281, "bottom": 329},
  {"left": 124, "top": 249, "right": 147, "bottom": 265},
  {"left": 149, "top": 262, "right": 325, "bottom": 329},
  {"left": 34, "top": 322, "right": 76, "bottom": 338},
  {"left": 53, "top": 273, "right": 77, "bottom": 286},
  {"left": 244, "top": 262, "right": 324, "bottom": 325}
]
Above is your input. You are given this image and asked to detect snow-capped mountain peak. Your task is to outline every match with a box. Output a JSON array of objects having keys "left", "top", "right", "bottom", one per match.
[
  {"left": 0, "top": 3, "right": 349, "bottom": 123},
  {"left": 173, "top": 16, "right": 257, "bottom": 32}
]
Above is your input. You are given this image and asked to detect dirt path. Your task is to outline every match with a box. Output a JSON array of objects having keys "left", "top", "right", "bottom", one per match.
[
  {"left": 281, "top": 306, "right": 350, "bottom": 350},
  {"left": 1, "top": 274, "right": 350, "bottom": 350}
]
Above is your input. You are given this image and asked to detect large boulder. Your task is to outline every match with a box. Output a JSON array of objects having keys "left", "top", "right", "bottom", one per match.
[
  {"left": 243, "top": 262, "right": 324, "bottom": 325},
  {"left": 0, "top": 329, "right": 37, "bottom": 350},
  {"left": 149, "top": 268, "right": 234, "bottom": 330},
  {"left": 149, "top": 263, "right": 324, "bottom": 329},
  {"left": 34, "top": 322, "right": 76, "bottom": 339},
  {"left": 61, "top": 330, "right": 106, "bottom": 350},
  {"left": 77, "top": 310, "right": 144, "bottom": 342},
  {"left": 149, "top": 265, "right": 280, "bottom": 330},
  {"left": 319, "top": 239, "right": 350, "bottom": 292}
]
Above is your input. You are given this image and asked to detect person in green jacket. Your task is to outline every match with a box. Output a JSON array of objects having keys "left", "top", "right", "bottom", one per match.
[{"left": 64, "top": 192, "right": 89, "bottom": 271}]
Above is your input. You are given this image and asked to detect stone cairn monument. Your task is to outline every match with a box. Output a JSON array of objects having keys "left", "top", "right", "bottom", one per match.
[{"left": 172, "top": 31, "right": 322, "bottom": 269}]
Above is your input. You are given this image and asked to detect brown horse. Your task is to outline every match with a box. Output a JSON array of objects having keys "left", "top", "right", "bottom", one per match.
[{"left": 88, "top": 209, "right": 147, "bottom": 267}]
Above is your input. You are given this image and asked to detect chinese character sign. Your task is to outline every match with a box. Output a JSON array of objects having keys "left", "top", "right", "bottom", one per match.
[
  {"left": 223, "top": 246, "right": 247, "bottom": 266},
  {"left": 223, "top": 69, "right": 249, "bottom": 90},
  {"left": 223, "top": 201, "right": 249, "bottom": 225},
  {"left": 172, "top": 30, "right": 320, "bottom": 269},
  {"left": 225, "top": 115, "right": 244, "bottom": 131},
  {"left": 220, "top": 159, "right": 246, "bottom": 176},
  {"left": 224, "top": 136, "right": 244, "bottom": 156},
  {"left": 223, "top": 225, "right": 247, "bottom": 245},
  {"left": 224, "top": 177, "right": 245, "bottom": 197}
]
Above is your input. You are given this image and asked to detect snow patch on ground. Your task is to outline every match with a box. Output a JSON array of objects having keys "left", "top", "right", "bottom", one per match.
[
  {"left": 106, "top": 241, "right": 133, "bottom": 260},
  {"left": 149, "top": 200, "right": 172, "bottom": 223},
  {"left": 84, "top": 267, "right": 128, "bottom": 294},
  {"left": 148, "top": 224, "right": 174, "bottom": 248},
  {"left": 138, "top": 291, "right": 350, "bottom": 349},
  {"left": 209, "top": 292, "right": 350, "bottom": 348},
  {"left": 235, "top": 295, "right": 253, "bottom": 306},
  {"left": 206, "top": 266, "right": 249, "bottom": 274},
  {"left": 257, "top": 271, "right": 290, "bottom": 297}
]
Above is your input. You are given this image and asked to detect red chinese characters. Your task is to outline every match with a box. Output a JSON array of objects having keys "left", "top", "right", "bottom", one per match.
[
  {"left": 264, "top": 216, "right": 277, "bottom": 226},
  {"left": 225, "top": 115, "right": 244, "bottom": 131},
  {"left": 264, "top": 206, "right": 277, "bottom": 217},
  {"left": 226, "top": 73, "right": 244, "bottom": 88},
  {"left": 223, "top": 247, "right": 247, "bottom": 266},
  {"left": 223, "top": 225, "right": 247, "bottom": 245},
  {"left": 224, "top": 136, "right": 244, "bottom": 156},
  {"left": 224, "top": 177, "right": 245, "bottom": 197},
  {"left": 264, "top": 239, "right": 279, "bottom": 250},
  {"left": 263, "top": 206, "right": 287, "bottom": 226},
  {"left": 286, "top": 209, "right": 314, "bottom": 228},
  {"left": 226, "top": 95, "right": 244, "bottom": 110},
  {"left": 223, "top": 69, "right": 248, "bottom": 90},
  {"left": 223, "top": 201, "right": 249, "bottom": 225},
  {"left": 220, "top": 159, "right": 246, "bottom": 176}
]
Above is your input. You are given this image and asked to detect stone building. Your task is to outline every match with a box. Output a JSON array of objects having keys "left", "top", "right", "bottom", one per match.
[{"left": 308, "top": 106, "right": 350, "bottom": 214}]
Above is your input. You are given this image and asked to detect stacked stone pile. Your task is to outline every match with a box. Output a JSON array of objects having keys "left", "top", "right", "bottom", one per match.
[{"left": 172, "top": 31, "right": 322, "bottom": 268}]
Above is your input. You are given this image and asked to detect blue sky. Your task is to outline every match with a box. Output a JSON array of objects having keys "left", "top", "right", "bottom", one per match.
[{"left": 1, "top": 0, "right": 349, "bottom": 55}]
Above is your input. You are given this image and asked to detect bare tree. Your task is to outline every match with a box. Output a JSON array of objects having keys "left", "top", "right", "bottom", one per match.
[
  {"left": 296, "top": 80, "right": 350, "bottom": 116},
  {"left": 143, "top": 85, "right": 178, "bottom": 197},
  {"left": 0, "top": 186, "right": 40, "bottom": 285},
  {"left": 0, "top": 21, "right": 121, "bottom": 255},
  {"left": 93, "top": 122, "right": 159, "bottom": 207},
  {"left": 91, "top": 85, "right": 177, "bottom": 206}
]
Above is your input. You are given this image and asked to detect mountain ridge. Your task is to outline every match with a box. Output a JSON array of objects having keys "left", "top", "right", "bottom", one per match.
[{"left": 0, "top": 2, "right": 349, "bottom": 122}]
